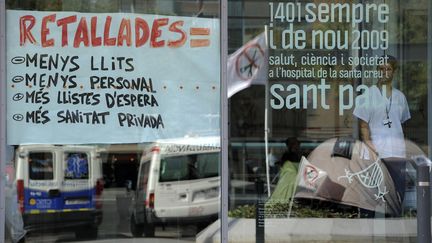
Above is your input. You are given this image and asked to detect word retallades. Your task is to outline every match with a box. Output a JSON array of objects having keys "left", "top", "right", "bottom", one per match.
[{"left": 19, "top": 14, "right": 189, "bottom": 48}]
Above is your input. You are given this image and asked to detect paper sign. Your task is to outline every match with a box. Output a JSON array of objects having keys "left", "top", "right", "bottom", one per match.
[{"left": 6, "top": 10, "right": 220, "bottom": 145}]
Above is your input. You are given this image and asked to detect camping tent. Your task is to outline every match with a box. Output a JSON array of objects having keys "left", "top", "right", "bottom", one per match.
[{"left": 292, "top": 138, "right": 426, "bottom": 216}]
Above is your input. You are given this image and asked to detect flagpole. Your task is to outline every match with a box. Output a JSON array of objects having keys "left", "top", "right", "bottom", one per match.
[{"left": 264, "top": 25, "right": 271, "bottom": 197}]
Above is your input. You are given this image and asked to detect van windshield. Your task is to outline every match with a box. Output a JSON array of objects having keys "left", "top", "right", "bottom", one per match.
[{"left": 159, "top": 153, "right": 219, "bottom": 182}]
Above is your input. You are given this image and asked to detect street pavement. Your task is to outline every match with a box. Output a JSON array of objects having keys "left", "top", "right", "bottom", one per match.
[{"left": 10, "top": 188, "right": 197, "bottom": 243}]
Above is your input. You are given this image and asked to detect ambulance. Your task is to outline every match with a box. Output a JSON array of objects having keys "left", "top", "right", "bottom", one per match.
[
  {"left": 130, "top": 137, "right": 220, "bottom": 237},
  {"left": 13, "top": 145, "right": 104, "bottom": 239}
]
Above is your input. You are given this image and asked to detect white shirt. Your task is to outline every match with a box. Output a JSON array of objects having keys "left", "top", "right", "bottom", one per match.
[{"left": 353, "top": 85, "right": 410, "bottom": 158}]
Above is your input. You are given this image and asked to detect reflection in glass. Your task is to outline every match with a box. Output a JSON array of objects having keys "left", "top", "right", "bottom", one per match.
[
  {"left": 160, "top": 153, "right": 219, "bottom": 181},
  {"left": 4, "top": 0, "right": 221, "bottom": 242},
  {"left": 65, "top": 153, "right": 89, "bottom": 180},
  {"left": 29, "top": 152, "right": 54, "bottom": 180}
]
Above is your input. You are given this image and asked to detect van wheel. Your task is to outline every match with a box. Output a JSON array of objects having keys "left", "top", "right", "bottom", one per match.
[
  {"left": 75, "top": 226, "right": 98, "bottom": 240},
  {"left": 143, "top": 222, "right": 155, "bottom": 237},
  {"left": 130, "top": 214, "right": 144, "bottom": 237}
]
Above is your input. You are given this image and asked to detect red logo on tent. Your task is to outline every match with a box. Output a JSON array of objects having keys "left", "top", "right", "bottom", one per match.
[{"left": 303, "top": 165, "right": 319, "bottom": 187}]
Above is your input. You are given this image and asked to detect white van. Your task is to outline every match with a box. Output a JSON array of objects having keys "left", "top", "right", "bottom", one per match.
[
  {"left": 130, "top": 137, "right": 220, "bottom": 237},
  {"left": 12, "top": 145, "right": 104, "bottom": 239}
]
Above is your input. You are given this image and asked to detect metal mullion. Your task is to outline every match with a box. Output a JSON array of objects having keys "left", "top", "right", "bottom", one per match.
[{"left": 220, "top": 0, "right": 229, "bottom": 242}]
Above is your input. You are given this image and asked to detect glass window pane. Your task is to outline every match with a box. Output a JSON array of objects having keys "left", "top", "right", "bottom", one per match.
[
  {"left": 3, "top": 0, "right": 221, "bottom": 242},
  {"left": 227, "top": 0, "right": 431, "bottom": 242},
  {"left": 29, "top": 152, "right": 54, "bottom": 180},
  {"left": 64, "top": 152, "right": 89, "bottom": 180},
  {"left": 160, "top": 153, "right": 219, "bottom": 181}
]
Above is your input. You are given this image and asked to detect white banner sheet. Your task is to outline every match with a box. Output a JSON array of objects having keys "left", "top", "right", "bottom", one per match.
[{"left": 6, "top": 10, "right": 220, "bottom": 145}]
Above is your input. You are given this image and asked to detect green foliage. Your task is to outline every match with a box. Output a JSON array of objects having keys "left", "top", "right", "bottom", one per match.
[
  {"left": 229, "top": 200, "right": 418, "bottom": 219},
  {"left": 229, "top": 201, "right": 360, "bottom": 219},
  {"left": 228, "top": 204, "right": 256, "bottom": 218}
]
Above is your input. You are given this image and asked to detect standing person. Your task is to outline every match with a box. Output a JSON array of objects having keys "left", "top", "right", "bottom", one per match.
[
  {"left": 282, "top": 137, "right": 301, "bottom": 163},
  {"left": 269, "top": 138, "right": 302, "bottom": 201},
  {"left": 353, "top": 55, "right": 410, "bottom": 212},
  {"left": 353, "top": 55, "right": 410, "bottom": 158}
]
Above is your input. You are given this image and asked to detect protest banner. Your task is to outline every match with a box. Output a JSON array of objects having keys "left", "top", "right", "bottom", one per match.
[{"left": 6, "top": 10, "right": 220, "bottom": 144}]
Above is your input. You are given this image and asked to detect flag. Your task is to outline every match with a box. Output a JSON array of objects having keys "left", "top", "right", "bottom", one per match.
[
  {"left": 297, "top": 156, "right": 327, "bottom": 192},
  {"left": 227, "top": 33, "right": 268, "bottom": 98}
]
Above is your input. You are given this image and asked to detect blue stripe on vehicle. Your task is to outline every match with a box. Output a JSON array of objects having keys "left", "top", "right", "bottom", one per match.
[{"left": 24, "top": 187, "right": 96, "bottom": 212}]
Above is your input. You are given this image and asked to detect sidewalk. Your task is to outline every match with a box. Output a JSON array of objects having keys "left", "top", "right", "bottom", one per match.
[{"left": 197, "top": 218, "right": 417, "bottom": 243}]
